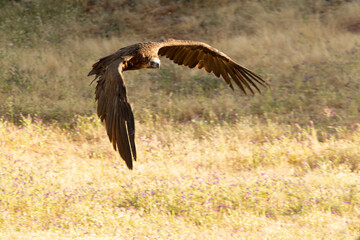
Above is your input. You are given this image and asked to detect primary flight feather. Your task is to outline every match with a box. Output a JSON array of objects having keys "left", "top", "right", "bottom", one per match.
[{"left": 88, "top": 39, "right": 268, "bottom": 169}]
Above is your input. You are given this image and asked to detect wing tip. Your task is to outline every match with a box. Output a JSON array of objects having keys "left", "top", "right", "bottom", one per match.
[{"left": 125, "top": 158, "right": 133, "bottom": 170}]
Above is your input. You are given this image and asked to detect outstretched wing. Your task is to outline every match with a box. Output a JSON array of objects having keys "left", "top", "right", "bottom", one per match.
[
  {"left": 158, "top": 39, "right": 268, "bottom": 94},
  {"left": 88, "top": 58, "right": 136, "bottom": 169}
]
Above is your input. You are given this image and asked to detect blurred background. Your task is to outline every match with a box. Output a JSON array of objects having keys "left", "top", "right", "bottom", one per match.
[{"left": 0, "top": 0, "right": 359, "bottom": 130}]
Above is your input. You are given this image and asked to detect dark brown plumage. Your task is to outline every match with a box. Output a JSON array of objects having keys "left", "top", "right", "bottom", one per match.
[{"left": 88, "top": 39, "right": 268, "bottom": 169}]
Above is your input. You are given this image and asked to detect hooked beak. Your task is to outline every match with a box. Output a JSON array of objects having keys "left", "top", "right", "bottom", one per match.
[{"left": 149, "top": 58, "right": 160, "bottom": 69}]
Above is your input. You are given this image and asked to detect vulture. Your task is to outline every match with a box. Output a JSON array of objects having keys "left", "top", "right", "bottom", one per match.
[{"left": 88, "top": 39, "right": 268, "bottom": 169}]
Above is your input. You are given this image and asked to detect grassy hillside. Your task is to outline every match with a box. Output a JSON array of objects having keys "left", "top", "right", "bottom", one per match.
[
  {"left": 1, "top": 0, "right": 359, "bottom": 126},
  {"left": 1, "top": 0, "right": 360, "bottom": 239}
]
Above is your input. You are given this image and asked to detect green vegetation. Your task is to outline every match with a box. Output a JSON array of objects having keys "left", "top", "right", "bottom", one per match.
[{"left": 0, "top": 0, "right": 360, "bottom": 239}]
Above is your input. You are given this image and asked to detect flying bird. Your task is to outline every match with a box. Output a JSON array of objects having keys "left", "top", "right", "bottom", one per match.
[{"left": 88, "top": 39, "right": 268, "bottom": 169}]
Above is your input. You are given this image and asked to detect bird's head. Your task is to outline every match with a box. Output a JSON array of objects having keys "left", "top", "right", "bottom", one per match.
[{"left": 148, "top": 57, "right": 161, "bottom": 69}]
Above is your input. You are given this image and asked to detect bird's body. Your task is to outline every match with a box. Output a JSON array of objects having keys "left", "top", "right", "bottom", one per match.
[{"left": 89, "top": 39, "right": 268, "bottom": 169}]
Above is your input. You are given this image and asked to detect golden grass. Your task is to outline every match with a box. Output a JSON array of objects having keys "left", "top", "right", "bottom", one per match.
[
  {"left": 1, "top": 0, "right": 360, "bottom": 239},
  {"left": 0, "top": 115, "right": 360, "bottom": 239}
]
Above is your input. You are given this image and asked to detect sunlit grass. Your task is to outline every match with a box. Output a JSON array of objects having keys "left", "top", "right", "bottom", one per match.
[
  {"left": 0, "top": 115, "right": 359, "bottom": 239},
  {"left": 1, "top": 0, "right": 360, "bottom": 239}
]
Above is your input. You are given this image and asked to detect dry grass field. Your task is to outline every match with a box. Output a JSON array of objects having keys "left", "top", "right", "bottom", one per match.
[{"left": 1, "top": 0, "right": 360, "bottom": 239}]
